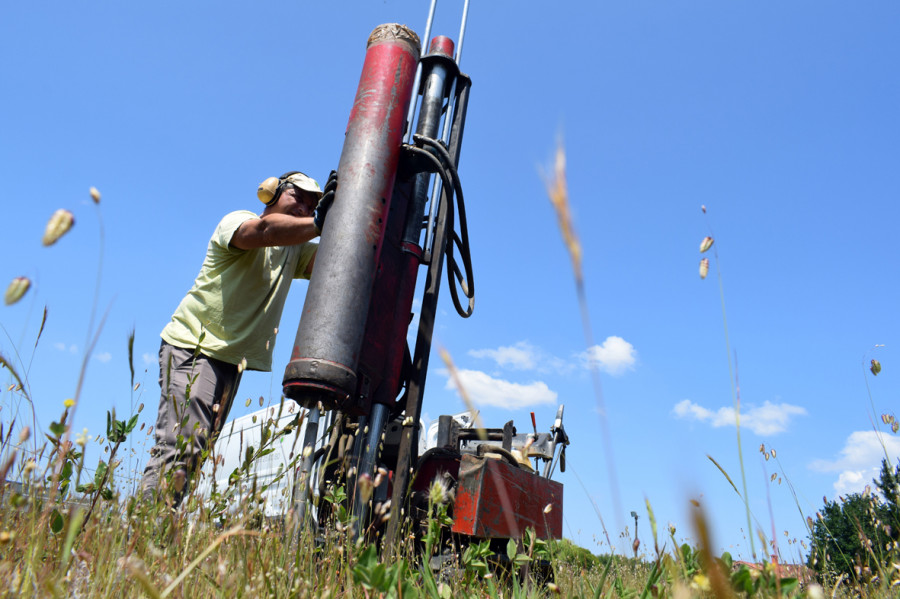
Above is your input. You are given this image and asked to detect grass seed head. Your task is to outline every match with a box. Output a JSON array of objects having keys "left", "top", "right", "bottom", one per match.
[
  {"left": 75, "top": 428, "right": 90, "bottom": 447},
  {"left": 871, "top": 359, "right": 882, "bottom": 376},
  {"left": 4, "top": 277, "right": 31, "bottom": 305},
  {"left": 544, "top": 140, "right": 582, "bottom": 283},
  {"left": 357, "top": 473, "right": 374, "bottom": 503},
  {"left": 699, "top": 236, "right": 714, "bottom": 253},
  {"left": 89, "top": 187, "right": 101, "bottom": 204},
  {"left": 18, "top": 426, "right": 30, "bottom": 443},
  {"left": 42, "top": 209, "right": 75, "bottom": 246},
  {"left": 429, "top": 477, "right": 450, "bottom": 505},
  {"left": 699, "top": 258, "right": 710, "bottom": 280}
]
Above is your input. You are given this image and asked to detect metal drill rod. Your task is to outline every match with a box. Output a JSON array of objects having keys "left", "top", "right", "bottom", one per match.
[
  {"left": 351, "top": 403, "right": 390, "bottom": 538},
  {"left": 455, "top": 0, "right": 471, "bottom": 65},
  {"left": 290, "top": 405, "right": 321, "bottom": 539},
  {"left": 404, "top": 0, "right": 439, "bottom": 145},
  {"left": 444, "top": 0, "right": 471, "bottom": 146}
]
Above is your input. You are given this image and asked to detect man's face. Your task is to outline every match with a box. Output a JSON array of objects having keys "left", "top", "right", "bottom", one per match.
[{"left": 274, "top": 185, "right": 319, "bottom": 218}]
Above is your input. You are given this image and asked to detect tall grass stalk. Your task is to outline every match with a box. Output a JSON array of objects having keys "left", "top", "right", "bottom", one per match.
[
  {"left": 702, "top": 208, "right": 756, "bottom": 559},
  {"left": 543, "top": 138, "right": 624, "bottom": 535}
]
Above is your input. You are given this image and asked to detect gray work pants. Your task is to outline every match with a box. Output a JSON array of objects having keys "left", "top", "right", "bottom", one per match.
[{"left": 139, "top": 341, "right": 242, "bottom": 504}]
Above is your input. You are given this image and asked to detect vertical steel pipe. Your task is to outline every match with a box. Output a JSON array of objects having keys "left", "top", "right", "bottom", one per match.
[
  {"left": 403, "top": 36, "right": 456, "bottom": 249},
  {"left": 283, "top": 24, "right": 421, "bottom": 409},
  {"left": 350, "top": 402, "right": 390, "bottom": 537},
  {"left": 290, "top": 406, "right": 320, "bottom": 539}
]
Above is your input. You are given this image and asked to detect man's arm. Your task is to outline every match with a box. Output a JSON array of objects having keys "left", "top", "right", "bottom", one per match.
[{"left": 230, "top": 213, "right": 319, "bottom": 250}]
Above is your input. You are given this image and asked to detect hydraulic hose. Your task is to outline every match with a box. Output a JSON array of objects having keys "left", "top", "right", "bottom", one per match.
[{"left": 409, "top": 134, "right": 475, "bottom": 318}]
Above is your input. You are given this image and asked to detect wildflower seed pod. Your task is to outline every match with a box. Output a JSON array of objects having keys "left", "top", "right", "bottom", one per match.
[
  {"left": 4, "top": 276, "right": 30, "bottom": 305},
  {"left": 89, "top": 187, "right": 101, "bottom": 204},
  {"left": 699, "top": 236, "right": 714, "bottom": 253},
  {"left": 699, "top": 258, "right": 710, "bottom": 279},
  {"left": 42, "top": 209, "right": 75, "bottom": 246},
  {"left": 871, "top": 359, "right": 882, "bottom": 376}
]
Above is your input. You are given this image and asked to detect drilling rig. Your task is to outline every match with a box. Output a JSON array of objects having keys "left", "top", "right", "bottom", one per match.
[{"left": 280, "top": 2, "right": 570, "bottom": 561}]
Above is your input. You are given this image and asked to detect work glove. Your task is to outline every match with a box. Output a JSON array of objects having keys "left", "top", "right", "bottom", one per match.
[{"left": 314, "top": 170, "right": 337, "bottom": 234}]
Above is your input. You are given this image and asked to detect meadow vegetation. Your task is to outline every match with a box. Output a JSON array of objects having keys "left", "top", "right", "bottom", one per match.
[{"left": 3, "top": 173, "right": 900, "bottom": 598}]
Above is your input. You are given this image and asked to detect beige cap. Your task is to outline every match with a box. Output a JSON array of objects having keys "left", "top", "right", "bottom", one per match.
[{"left": 282, "top": 172, "right": 323, "bottom": 196}]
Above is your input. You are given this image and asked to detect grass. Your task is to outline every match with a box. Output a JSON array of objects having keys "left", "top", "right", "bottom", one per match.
[{"left": 2, "top": 164, "right": 899, "bottom": 598}]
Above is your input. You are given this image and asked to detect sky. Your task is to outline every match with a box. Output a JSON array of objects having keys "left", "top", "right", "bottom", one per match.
[{"left": 2, "top": 1, "right": 899, "bottom": 562}]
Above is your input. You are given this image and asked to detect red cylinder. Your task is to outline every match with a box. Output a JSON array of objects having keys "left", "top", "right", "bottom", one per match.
[
  {"left": 428, "top": 35, "right": 455, "bottom": 58},
  {"left": 284, "top": 24, "right": 421, "bottom": 409}
]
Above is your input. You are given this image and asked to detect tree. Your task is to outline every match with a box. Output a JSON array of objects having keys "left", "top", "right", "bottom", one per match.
[
  {"left": 874, "top": 457, "right": 900, "bottom": 538},
  {"left": 807, "top": 458, "right": 899, "bottom": 584}
]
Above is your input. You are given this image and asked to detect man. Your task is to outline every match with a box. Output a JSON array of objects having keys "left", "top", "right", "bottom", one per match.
[{"left": 140, "top": 170, "right": 335, "bottom": 505}]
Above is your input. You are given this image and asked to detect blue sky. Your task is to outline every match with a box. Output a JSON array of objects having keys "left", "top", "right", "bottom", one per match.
[{"left": 2, "top": 1, "right": 899, "bottom": 562}]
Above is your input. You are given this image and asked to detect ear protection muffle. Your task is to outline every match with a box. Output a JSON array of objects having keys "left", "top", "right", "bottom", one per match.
[
  {"left": 257, "top": 177, "right": 281, "bottom": 205},
  {"left": 257, "top": 171, "right": 305, "bottom": 205}
]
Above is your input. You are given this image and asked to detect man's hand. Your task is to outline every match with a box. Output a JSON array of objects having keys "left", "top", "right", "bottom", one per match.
[{"left": 314, "top": 170, "right": 338, "bottom": 234}]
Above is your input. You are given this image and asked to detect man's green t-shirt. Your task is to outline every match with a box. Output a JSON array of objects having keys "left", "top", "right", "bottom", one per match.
[{"left": 161, "top": 210, "right": 317, "bottom": 372}]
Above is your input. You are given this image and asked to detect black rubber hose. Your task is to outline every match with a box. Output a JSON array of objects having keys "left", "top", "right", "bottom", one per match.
[{"left": 411, "top": 134, "right": 475, "bottom": 317}]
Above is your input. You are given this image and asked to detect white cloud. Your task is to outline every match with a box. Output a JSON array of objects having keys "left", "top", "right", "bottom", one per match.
[
  {"left": 672, "top": 399, "right": 806, "bottom": 435},
  {"left": 94, "top": 352, "right": 112, "bottom": 363},
  {"left": 469, "top": 341, "right": 540, "bottom": 370},
  {"left": 54, "top": 342, "right": 78, "bottom": 354},
  {"left": 810, "top": 430, "right": 900, "bottom": 496},
  {"left": 444, "top": 369, "right": 557, "bottom": 410},
  {"left": 833, "top": 470, "right": 870, "bottom": 497},
  {"left": 468, "top": 341, "right": 573, "bottom": 375},
  {"left": 142, "top": 352, "right": 155, "bottom": 366},
  {"left": 580, "top": 336, "right": 637, "bottom": 376}
]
